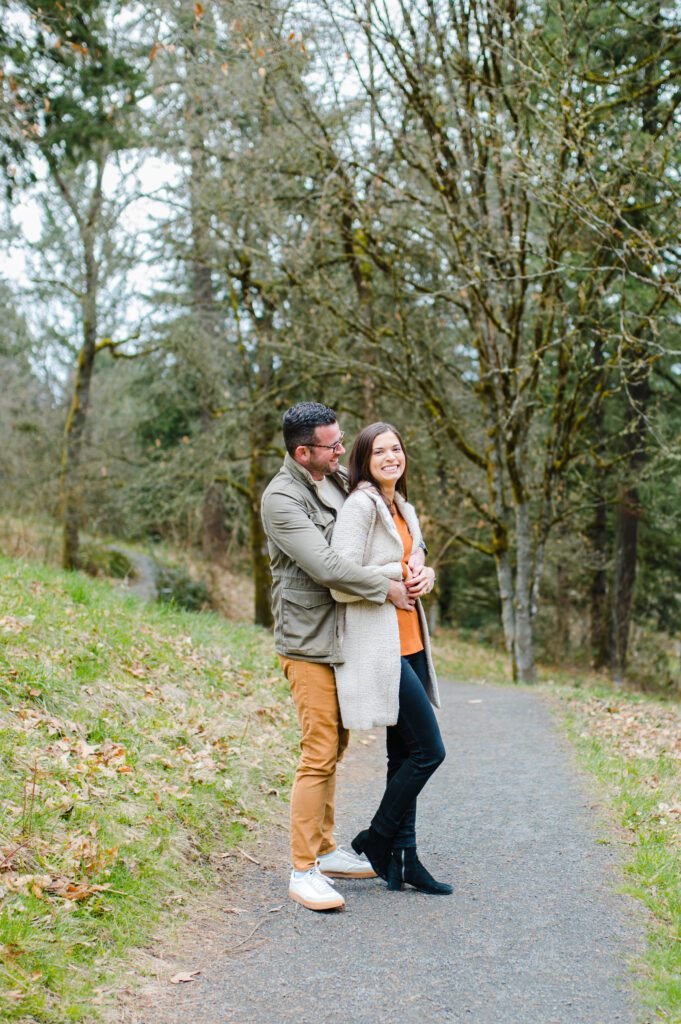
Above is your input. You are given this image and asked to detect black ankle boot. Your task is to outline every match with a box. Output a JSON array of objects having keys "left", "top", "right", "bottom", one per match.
[
  {"left": 391, "top": 847, "right": 453, "bottom": 895},
  {"left": 386, "top": 850, "right": 404, "bottom": 891},
  {"left": 351, "top": 827, "right": 392, "bottom": 880}
]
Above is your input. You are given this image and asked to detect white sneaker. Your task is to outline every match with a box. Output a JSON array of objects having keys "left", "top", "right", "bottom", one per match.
[
  {"left": 316, "top": 846, "right": 377, "bottom": 879},
  {"left": 288, "top": 867, "right": 345, "bottom": 911}
]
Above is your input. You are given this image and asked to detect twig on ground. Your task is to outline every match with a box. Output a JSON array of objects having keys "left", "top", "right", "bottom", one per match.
[
  {"left": 236, "top": 847, "right": 260, "bottom": 865},
  {"left": 21, "top": 759, "right": 39, "bottom": 836},
  {"left": 0, "top": 839, "right": 31, "bottom": 871},
  {"left": 219, "top": 919, "right": 265, "bottom": 955}
]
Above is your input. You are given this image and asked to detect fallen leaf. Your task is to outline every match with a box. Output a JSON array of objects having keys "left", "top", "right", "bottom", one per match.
[
  {"left": 170, "top": 970, "right": 201, "bottom": 984},
  {"left": 0, "top": 615, "right": 31, "bottom": 634}
]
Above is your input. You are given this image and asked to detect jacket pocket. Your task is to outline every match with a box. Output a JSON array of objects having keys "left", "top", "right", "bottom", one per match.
[
  {"left": 281, "top": 587, "right": 336, "bottom": 658},
  {"left": 308, "top": 508, "right": 335, "bottom": 539}
]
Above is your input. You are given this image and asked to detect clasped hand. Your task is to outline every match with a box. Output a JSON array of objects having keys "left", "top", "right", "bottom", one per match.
[
  {"left": 387, "top": 564, "right": 435, "bottom": 610},
  {"left": 404, "top": 564, "right": 435, "bottom": 599}
]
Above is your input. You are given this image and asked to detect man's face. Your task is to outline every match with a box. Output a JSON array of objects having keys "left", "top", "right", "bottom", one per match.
[{"left": 295, "top": 422, "right": 346, "bottom": 480}]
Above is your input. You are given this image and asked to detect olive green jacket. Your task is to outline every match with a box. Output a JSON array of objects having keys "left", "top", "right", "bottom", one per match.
[{"left": 260, "top": 454, "right": 392, "bottom": 663}]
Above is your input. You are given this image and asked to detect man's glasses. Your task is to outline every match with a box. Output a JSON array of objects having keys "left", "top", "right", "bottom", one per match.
[{"left": 308, "top": 432, "right": 345, "bottom": 453}]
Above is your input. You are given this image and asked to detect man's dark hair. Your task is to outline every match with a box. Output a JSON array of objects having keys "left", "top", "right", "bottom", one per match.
[{"left": 282, "top": 402, "right": 338, "bottom": 456}]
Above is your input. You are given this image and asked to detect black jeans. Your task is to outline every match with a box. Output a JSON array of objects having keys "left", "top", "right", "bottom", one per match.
[{"left": 371, "top": 650, "right": 446, "bottom": 848}]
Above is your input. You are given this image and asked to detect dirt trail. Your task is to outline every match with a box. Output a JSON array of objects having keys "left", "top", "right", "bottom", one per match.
[
  {"left": 108, "top": 546, "right": 158, "bottom": 601},
  {"left": 122, "top": 681, "right": 645, "bottom": 1024}
]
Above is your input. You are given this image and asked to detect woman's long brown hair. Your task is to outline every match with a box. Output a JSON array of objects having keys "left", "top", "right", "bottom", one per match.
[{"left": 348, "top": 422, "right": 409, "bottom": 500}]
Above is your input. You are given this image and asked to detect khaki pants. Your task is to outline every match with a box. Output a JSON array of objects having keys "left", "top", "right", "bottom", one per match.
[{"left": 279, "top": 656, "right": 350, "bottom": 871}]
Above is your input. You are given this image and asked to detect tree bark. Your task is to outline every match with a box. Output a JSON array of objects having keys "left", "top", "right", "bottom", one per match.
[
  {"left": 57, "top": 158, "right": 105, "bottom": 571},
  {"left": 513, "top": 499, "right": 536, "bottom": 683},
  {"left": 555, "top": 561, "right": 570, "bottom": 659},
  {"left": 588, "top": 334, "right": 611, "bottom": 669},
  {"left": 249, "top": 447, "right": 273, "bottom": 628},
  {"left": 60, "top": 305, "right": 97, "bottom": 570},
  {"left": 610, "top": 337, "right": 650, "bottom": 678},
  {"left": 188, "top": 133, "right": 228, "bottom": 565},
  {"left": 589, "top": 485, "right": 610, "bottom": 670},
  {"left": 609, "top": 27, "right": 660, "bottom": 681},
  {"left": 611, "top": 483, "right": 643, "bottom": 679},
  {"left": 201, "top": 483, "right": 230, "bottom": 564}
]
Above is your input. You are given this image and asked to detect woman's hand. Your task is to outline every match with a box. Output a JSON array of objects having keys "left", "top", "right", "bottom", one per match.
[
  {"left": 404, "top": 565, "right": 436, "bottom": 599},
  {"left": 407, "top": 546, "right": 426, "bottom": 574},
  {"left": 387, "top": 579, "right": 417, "bottom": 609}
]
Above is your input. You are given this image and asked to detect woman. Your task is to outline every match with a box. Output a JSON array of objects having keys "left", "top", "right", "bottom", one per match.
[{"left": 330, "top": 422, "right": 451, "bottom": 895}]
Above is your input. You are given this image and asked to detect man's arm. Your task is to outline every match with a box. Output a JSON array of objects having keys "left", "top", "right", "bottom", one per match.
[{"left": 262, "top": 488, "right": 392, "bottom": 603}]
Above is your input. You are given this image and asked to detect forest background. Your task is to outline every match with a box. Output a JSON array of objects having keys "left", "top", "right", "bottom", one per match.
[{"left": 1, "top": 0, "right": 680, "bottom": 689}]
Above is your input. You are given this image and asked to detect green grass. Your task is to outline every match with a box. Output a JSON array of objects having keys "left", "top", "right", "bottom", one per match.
[
  {"left": 0, "top": 555, "right": 297, "bottom": 1022},
  {"left": 431, "top": 627, "right": 512, "bottom": 682},
  {"left": 557, "top": 690, "right": 681, "bottom": 1021}
]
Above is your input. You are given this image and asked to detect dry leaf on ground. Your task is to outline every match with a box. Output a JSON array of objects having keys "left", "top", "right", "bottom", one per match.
[{"left": 169, "top": 970, "right": 201, "bottom": 984}]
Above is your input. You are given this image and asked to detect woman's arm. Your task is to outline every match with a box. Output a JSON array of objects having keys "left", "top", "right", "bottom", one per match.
[
  {"left": 330, "top": 492, "right": 402, "bottom": 602},
  {"left": 402, "top": 502, "right": 435, "bottom": 597},
  {"left": 331, "top": 561, "right": 403, "bottom": 603}
]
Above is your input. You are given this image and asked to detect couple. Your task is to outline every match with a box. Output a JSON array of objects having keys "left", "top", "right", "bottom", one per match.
[{"left": 261, "top": 402, "right": 450, "bottom": 911}]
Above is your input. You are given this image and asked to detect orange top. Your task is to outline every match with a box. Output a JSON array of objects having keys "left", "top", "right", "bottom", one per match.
[{"left": 393, "top": 508, "right": 424, "bottom": 656}]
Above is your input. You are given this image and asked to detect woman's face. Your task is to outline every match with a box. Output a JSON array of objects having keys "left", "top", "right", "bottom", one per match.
[{"left": 369, "top": 430, "right": 405, "bottom": 490}]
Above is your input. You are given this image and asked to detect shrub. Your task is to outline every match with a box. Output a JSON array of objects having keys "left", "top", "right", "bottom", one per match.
[
  {"left": 156, "top": 566, "right": 210, "bottom": 612},
  {"left": 81, "top": 543, "right": 134, "bottom": 580}
]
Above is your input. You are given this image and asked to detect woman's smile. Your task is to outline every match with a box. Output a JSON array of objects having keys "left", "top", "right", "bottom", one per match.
[{"left": 370, "top": 431, "right": 405, "bottom": 490}]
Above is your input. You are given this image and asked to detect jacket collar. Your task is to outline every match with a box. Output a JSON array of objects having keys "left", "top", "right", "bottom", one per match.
[
  {"left": 356, "top": 481, "right": 410, "bottom": 527},
  {"left": 355, "top": 480, "right": 406, "bottom": 508},
  {"left": 283, "top": 453, "right": 349, "bottom": 495}
]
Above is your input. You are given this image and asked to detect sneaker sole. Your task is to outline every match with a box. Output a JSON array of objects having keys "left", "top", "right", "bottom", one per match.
[
  {"left": 288, "top": 888, "right": 345, "bottom": 911},
  {"left": 319, "top": 868, "right": 377, "bottom": 879}
]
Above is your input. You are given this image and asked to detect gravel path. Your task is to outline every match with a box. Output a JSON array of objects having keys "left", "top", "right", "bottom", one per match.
[
  {"left": 131, "top": 680, "right": 645, "bottom": 1024},
  {"left": 108, "top": 546, "right": 158, "bottom": 601}
]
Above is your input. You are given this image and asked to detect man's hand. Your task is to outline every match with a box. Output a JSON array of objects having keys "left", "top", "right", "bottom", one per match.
[
  {"left": 387, "top": 579, "right": 416, "bottom": 610},
  {"left": 405, "top": 565, "right": 436, "bottom": 599},
  {"left": 407, "top": 545, "right": 426, "bottom": 575}
]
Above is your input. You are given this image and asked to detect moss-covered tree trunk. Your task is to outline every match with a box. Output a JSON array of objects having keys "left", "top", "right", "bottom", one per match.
[
  {"left": 187, "top": 104, "right": 228, "bottom": 566},
  {"left": 56, "top": 157, "right": 105, "bottom": 571},
  {"left": 249, "top": 447, "right": 273, "bottom": 628},
  {"left": 611, "top": 345, "right": 650, "bottom": 679}
]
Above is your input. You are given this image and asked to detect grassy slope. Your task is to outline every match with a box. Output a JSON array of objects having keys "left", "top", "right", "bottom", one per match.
[
  {"left": 0, "top": 556, "right": 297, "bottom": 1023},
  {"left": 1, "top": 549, "right": 678, "bottom": 1022},
  {"left": 435, "top": 635, "right": 681, "bottom": 1022}
]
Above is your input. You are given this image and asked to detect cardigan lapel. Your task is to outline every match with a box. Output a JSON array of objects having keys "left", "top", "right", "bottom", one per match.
[
  {"left": 393, "top": 492, "right": 417, "bottom": 556},
  {"left": 356, "top": 483, "right": 415, "bottom": 556}
]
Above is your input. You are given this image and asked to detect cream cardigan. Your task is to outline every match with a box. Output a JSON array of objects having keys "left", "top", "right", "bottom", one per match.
[{"left": 330, "top": 483, "right": 440, "bottom": 730}]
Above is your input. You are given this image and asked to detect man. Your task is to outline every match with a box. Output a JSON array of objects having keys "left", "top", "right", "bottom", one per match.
[{"left": 261, "top": 402, "right": 425, "bottom": 911}]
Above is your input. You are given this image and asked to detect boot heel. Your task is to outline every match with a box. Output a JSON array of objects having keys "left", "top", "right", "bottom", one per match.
[
  {"left": 386, "top": 850, "right": 404, "bottom": 891},
  {"left": 351, "top": 829, "right": 369, "bottom": 857},
  {"left": 397, "top": 847, "right": 452, "bottom": 896},
  {"left": 351, "top": 827, "right": 391, "bottom": 880}
]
